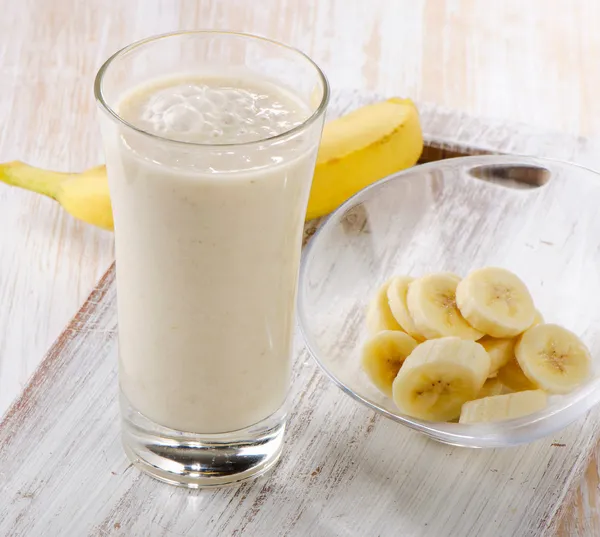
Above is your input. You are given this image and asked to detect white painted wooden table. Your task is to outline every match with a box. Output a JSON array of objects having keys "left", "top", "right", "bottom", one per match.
[{"left": 1, "top": 1, "right": 600, "bottom": 535}]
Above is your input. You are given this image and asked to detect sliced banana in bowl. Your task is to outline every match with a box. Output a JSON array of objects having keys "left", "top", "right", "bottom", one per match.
[
  {"left": 497, "top": 357, "right": 538, "bottom": 392},
  {"left": 479, "top": 336, "right": 516, "bottom": 377},
  {"left": 361, "top": 330, "right": 418, "bottom": 397},
  {"left": 456, "top": 267, "right": 535, "bottom": 338},
  {"left": 459, "top": 390, "right": 548, "bottom": 424},
  {"left": 477, "top": 377, "right": 508, "bottom": 398},
  {"left": 355, "top": 265, "right": 596, "bottom": 445},
  {"left": 515, "top": 324, "right": 591, "bottom": 394},
  {"left": 365, "top": 279, "right": 404, "bottom": 335},
  {"left": 387, "top": 275, "right": 424, "bottom": 341},
  {"left": 392, "top": 337, "right": 490, "bottom": 421},
  {"left": 406, "top": 273, "right": 484, "bottom": 340}
]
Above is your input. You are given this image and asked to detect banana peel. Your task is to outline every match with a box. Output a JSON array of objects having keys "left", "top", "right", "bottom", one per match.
[{"left": 0, "top": 98, "right": 423, "bottom": 231}]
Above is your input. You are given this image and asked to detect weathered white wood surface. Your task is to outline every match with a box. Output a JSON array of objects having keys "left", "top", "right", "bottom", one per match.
[
  {"left": 2, "top": 90, "right": 600, "bottom": 537},
  {"left": 1, "top": 0, "right": 600, "bottom": 535}
]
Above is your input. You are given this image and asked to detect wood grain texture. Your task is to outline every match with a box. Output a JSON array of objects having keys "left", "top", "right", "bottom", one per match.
[
  {"left": 2, "top": 91, "right": 600, "bottom": 537},
  {"left": 0, "top": 0, "right": 599, "bottom": 535}
]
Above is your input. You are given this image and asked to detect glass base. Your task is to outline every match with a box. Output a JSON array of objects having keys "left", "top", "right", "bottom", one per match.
[{"left": 120, "top": 394, "right": 286, "bottom": 488}]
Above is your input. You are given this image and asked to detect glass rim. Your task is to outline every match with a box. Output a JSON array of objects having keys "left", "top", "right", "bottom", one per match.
[{"left": 93, "top": 30, "right": 330, "bottom": 148}]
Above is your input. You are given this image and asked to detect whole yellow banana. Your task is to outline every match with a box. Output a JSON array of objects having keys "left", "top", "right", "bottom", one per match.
[
  {"left": 0, "top": 98, "right": 422, "bottom": 231},
  {"left": 0, "top": 162, "right": 113, "bottom": 230},
  {"left": 308, "top": 97, "right": 423, "bottom": 219}
]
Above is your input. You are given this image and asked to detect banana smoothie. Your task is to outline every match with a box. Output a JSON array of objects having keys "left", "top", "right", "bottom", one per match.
[{"left": 104, "top": 77, "right": 319, "bottom": 434}]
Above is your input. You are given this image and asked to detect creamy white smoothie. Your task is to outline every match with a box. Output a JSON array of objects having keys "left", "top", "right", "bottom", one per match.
[{"left": 104, "top": 77, "right": 318, "bottom": 434}]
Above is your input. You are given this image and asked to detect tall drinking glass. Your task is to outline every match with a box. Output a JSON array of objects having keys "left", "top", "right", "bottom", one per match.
[{"left": 94, "top": 31, "right": 329, "bottom": 487}]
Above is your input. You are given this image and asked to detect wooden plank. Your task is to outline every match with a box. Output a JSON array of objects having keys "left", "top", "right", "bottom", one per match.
[
  {"left": 0, "top": 0, "right": 116, "bottom": 414},
  {"left": 2, "top": 91, "right": 600, "bottom": 536}
]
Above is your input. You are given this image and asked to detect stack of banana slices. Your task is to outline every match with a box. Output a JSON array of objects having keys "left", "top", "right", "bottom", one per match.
[{"left": 362, "top": 267, "right": 592, "bottom": 424}]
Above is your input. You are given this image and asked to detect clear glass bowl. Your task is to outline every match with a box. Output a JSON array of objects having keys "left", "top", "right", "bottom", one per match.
[{"left": 298, "top": 155, "right": 600, "bottom": 448}]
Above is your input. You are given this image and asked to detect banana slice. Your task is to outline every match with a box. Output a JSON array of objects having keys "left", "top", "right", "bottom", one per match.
[
  {"left": 532, "top": 309, "right": 544, "bottom": 326},
  {"left": 477, "top": 377, "right": 506, "bottom": 398},
  {"left": 386, "top": 275, "right": 425, "bottom": 341},
  {"left": 515, "top": 323, "right": 591, "bottom": 394},
  {"left": 479, "top": 336, "right": 516, "bottom": 377},
  {"left": 455, "top": 267, "right": 535, "bottom": 338},
  {"left": 366, "top": 280, "right": 403, "bottom": 335},
  {"left": 406, "top": 273, "right": 484, "bottom": 340},
  {"left": 497, "top": 357, "right": 537, "bottom": 392},
  {"left": 392, "top": 337, "right": 490, "bottom": 421},
  {"left": 361, "top": 330, "right": 418, "bottom": 396},
  {"left": 459, "top": 390, "right": 548, "bottom": 424}
]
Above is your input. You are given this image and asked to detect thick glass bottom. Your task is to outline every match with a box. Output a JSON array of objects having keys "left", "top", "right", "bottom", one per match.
[{"left": 120, "top": 393, "right": 286, "bottom": 488}]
